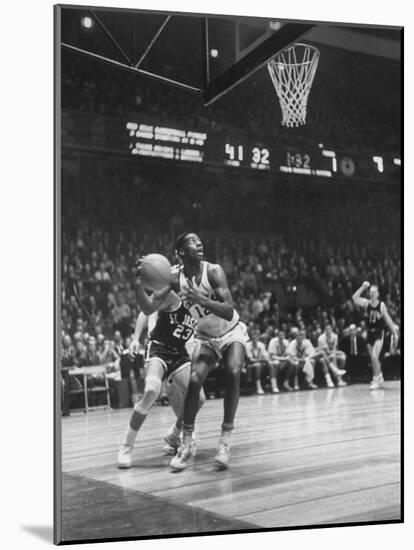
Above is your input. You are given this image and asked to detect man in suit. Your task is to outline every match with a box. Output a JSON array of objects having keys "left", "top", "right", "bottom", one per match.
[{"left": 340, "top": 324, "right": 368, "bottom": 382}]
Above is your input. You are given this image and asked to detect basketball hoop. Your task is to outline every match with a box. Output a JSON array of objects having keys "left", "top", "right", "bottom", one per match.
[{"left": 267, "top": 43, "right": 320, "bottom": 127}]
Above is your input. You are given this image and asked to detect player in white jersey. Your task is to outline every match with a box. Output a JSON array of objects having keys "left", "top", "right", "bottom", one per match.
[
  {"left": 168, "top": 232, "right": 248, "bottom": 471},
  {"left": 316, "top": 325, "right": 347, "bottom": 388}
]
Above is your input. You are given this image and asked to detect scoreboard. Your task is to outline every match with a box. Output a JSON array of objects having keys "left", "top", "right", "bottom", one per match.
[
  {"left": 221, "top": 141, "right": 332, "bottom": 176},
  {"left": 127, "top": 122, "right": 207, "bottom": 163},
  {"left": 125, "top": 119, "right": 401, "bottom": 182}
]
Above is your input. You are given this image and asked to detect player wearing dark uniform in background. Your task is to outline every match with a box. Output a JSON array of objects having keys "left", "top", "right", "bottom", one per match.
[
  {"left": 353, "top": 281, "right": 398, "bottom": 390},
  {"left": 117, "top": 261, "right": 203, "bottom": 468}
]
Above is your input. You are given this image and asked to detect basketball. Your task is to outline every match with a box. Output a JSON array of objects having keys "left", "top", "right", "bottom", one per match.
[{"left": 140, "top": 253, "right": 172, "bottom": 290}]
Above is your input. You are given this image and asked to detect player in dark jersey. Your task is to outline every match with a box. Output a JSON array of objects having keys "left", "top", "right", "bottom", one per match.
[
  {"left": 117, "top": 260, "right": 203, "bottom": 468},
  {"left": 353, "top": 281, "right": 398, "bottom": 390}
]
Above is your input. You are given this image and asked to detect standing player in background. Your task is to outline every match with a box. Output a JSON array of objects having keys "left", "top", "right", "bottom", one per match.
[
  {"left": 352, "top": 282, "right": 398, "bottom": 390},
  {"left": 117, "top": 263, "right": 204, "bottom": 468},
  {"left": 317, "top": 325, "right": 347, "bottom": 387},
  {"left": 168, "top": 232, "right": 248, "bottom": 471}
]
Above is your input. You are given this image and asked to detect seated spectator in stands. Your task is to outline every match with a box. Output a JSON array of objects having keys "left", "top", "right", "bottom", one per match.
[
  {"left": 98, "top": 338, "right": 119, "bottom": 367},
  {"left": 61, "top": 334, "right": 76, "bottom": 367},
  {"left": 113, "top": 330, "right": 124, "bottom": 356},
  {"left": 316, "top": 325, "right": 347, "bottom": 387},
  {"left": 85, "top": 336, "right": 101, "bottom": 366},
  {"left": 287, "top": 330, "right": 318, "bottom": 390},
  {"left": 112, "top": 295, "right": 132, "bottom": 337},
  {"left": 95, "top": 262, "right": 111, "bottom": 284},
  {"left": 267, "top": 329, "right": 292, "bottom": 393},
  {"left": 74, "top": 340, "right": 87, "bottom": 367},
  {"left": 340, "top": 324, "right": 367, "bottom": 381},
  {"left": 260, "top": 324, "right": 275, "bottom": 347},
  {"left": 246, "top": 329, "right": 270, "bottom": 395},
  {"left": 96, "top": 333, "right": 105, "bottom": 355}
]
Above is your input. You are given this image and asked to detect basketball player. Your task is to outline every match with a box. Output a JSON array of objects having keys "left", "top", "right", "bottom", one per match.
[
  {"left": 267, "top": 329, "right": 292, "bottom": 392},
  {"left": 246, "top": 329, "right": 270, "bottom": 395},
  {"left": 286, "top": 330, "right": 318, "bottom": 390},
  {"left": 167, "top": 232, "right": 248, "bottom": 471},
  {"left": 117, "top": 264, "right": 204, "bottom": 468},
  {"left": 316, "top": 325, "right": 347, "bottom": 387},
  {"left": 352, "top": 281, "right": 398, "bottom": 390}
]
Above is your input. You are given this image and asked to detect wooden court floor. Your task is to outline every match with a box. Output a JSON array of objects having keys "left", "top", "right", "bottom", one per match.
[{"left": 60, "top": 382, "right": 401, "bottom": 542}]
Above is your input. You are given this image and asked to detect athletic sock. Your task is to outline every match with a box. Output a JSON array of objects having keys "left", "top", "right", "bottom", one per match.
[
  {"left": 182, "top": 424, "right": 194, "bottom": 446},
  {"left": 122, "top": 426, "right": 138, "bottom": 447},
  {"left": 220, "top": 422, "right": 233, "bottom": 445},
  {"left": 220, "top": 430, "right": 232, "bottom": 445},
  {"left": 168, "top": 423, "right": 181, "bottom": 439},
  {"left": 122, "top": 409, "right": 148, "bottom": 447},
  {"left": 270, "top": 377, "right": 278, "bottom": 390}
]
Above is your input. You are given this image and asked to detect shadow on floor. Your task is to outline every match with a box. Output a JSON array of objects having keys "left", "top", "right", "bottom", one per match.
[{"left": 21, "top": 525, "right": 53, "bottom": 543}]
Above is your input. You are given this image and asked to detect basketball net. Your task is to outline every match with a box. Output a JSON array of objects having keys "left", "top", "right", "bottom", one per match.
[{"left": 267, "top": 43, "right": 320, "bottom": 127}]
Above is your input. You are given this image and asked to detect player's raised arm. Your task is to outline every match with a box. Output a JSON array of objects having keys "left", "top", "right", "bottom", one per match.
[
  {"left": 186, "top": 263, "right": 234, "bottom": 321},
  {"left": 352, "top": 281, "right": 370, "bottom": 308},
  {"left": 381, "top": 302, "right": 398, "bottom": 338}
]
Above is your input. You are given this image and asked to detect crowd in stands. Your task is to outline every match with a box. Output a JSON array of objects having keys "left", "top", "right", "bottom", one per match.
[
  {"left": 61, "top": 51, "right": 400, "bottom": 154},
  {"left": 61, "top": 219, "right": 401, "bottom": 401},
  {"left": 60, "top": 44, "right": 401, "bottom": 407}
]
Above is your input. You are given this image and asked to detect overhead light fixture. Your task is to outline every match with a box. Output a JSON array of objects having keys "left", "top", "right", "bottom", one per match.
[{"left": 81, "top": 16, "right": 93, "bottom": 29}]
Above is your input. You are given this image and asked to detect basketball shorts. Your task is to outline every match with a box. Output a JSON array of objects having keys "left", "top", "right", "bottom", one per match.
[
  {"left": 195, "top": 321, "right": 248, "bottom": 359},
  {"left": 147, "top": 341, "right": 190, "bottom": 379},
  {"left": 367, "top": 330, "right": 384, "bottom": 346}
]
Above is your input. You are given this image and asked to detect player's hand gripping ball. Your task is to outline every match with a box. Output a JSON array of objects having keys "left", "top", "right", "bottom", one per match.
[
  {"left": 362, "top": 281, "right": 370, "bottom": 289},
  {"left": 185, "top": 278, "right": 205, "bottom": 305},
  {"left": 137, "top": 254, "right": 172, "bottom": 291}
]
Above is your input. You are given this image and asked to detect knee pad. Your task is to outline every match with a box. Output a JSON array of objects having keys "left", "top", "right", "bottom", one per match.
[{"left": 134, "top": 374, "right": 162, "bottom": 414}]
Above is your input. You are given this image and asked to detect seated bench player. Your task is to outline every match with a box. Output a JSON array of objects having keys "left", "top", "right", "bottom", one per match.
[
  {"left": 246, "top": 329, "right": 270, "bottom": 394},
  {"left": 287, "top": 330, "right": 318, "bottom": 390},
  {"left": 267, "top": 329, "right": 293, "bottom": 392}
]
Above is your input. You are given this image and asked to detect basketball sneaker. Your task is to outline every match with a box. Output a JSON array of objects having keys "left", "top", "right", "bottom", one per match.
[
  {"left": 117, "top": 444, "right": 133, "bottom": 469},
  {"left": 337, "top": 379, "right": 347, "bottom": 387},
  {"left": 169, "top": 443, "right": 195, "bottom": 471},
  {"left": 329, "top": 363, "right": 346, "bottom": 377},
  {"left": 283, "top": 381, "right": 293, "bottom": 391},
  {"left": 370, "top": 374, "right": 384, "bottom": 390},
  {"left": 162, "top": 429, "right": 181, "bottom": 456},
  {"left": 271, "top": 386, "right": 280, "bottom": 394},
  {"left": 214, "top": 441, "right": 231, "bottom": 469},
  {"left": 325, "top": 374, "right": 335, "bottom": 388},
  {"left": 307, "top": 382, "right": 318, "bottom": 389}
]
